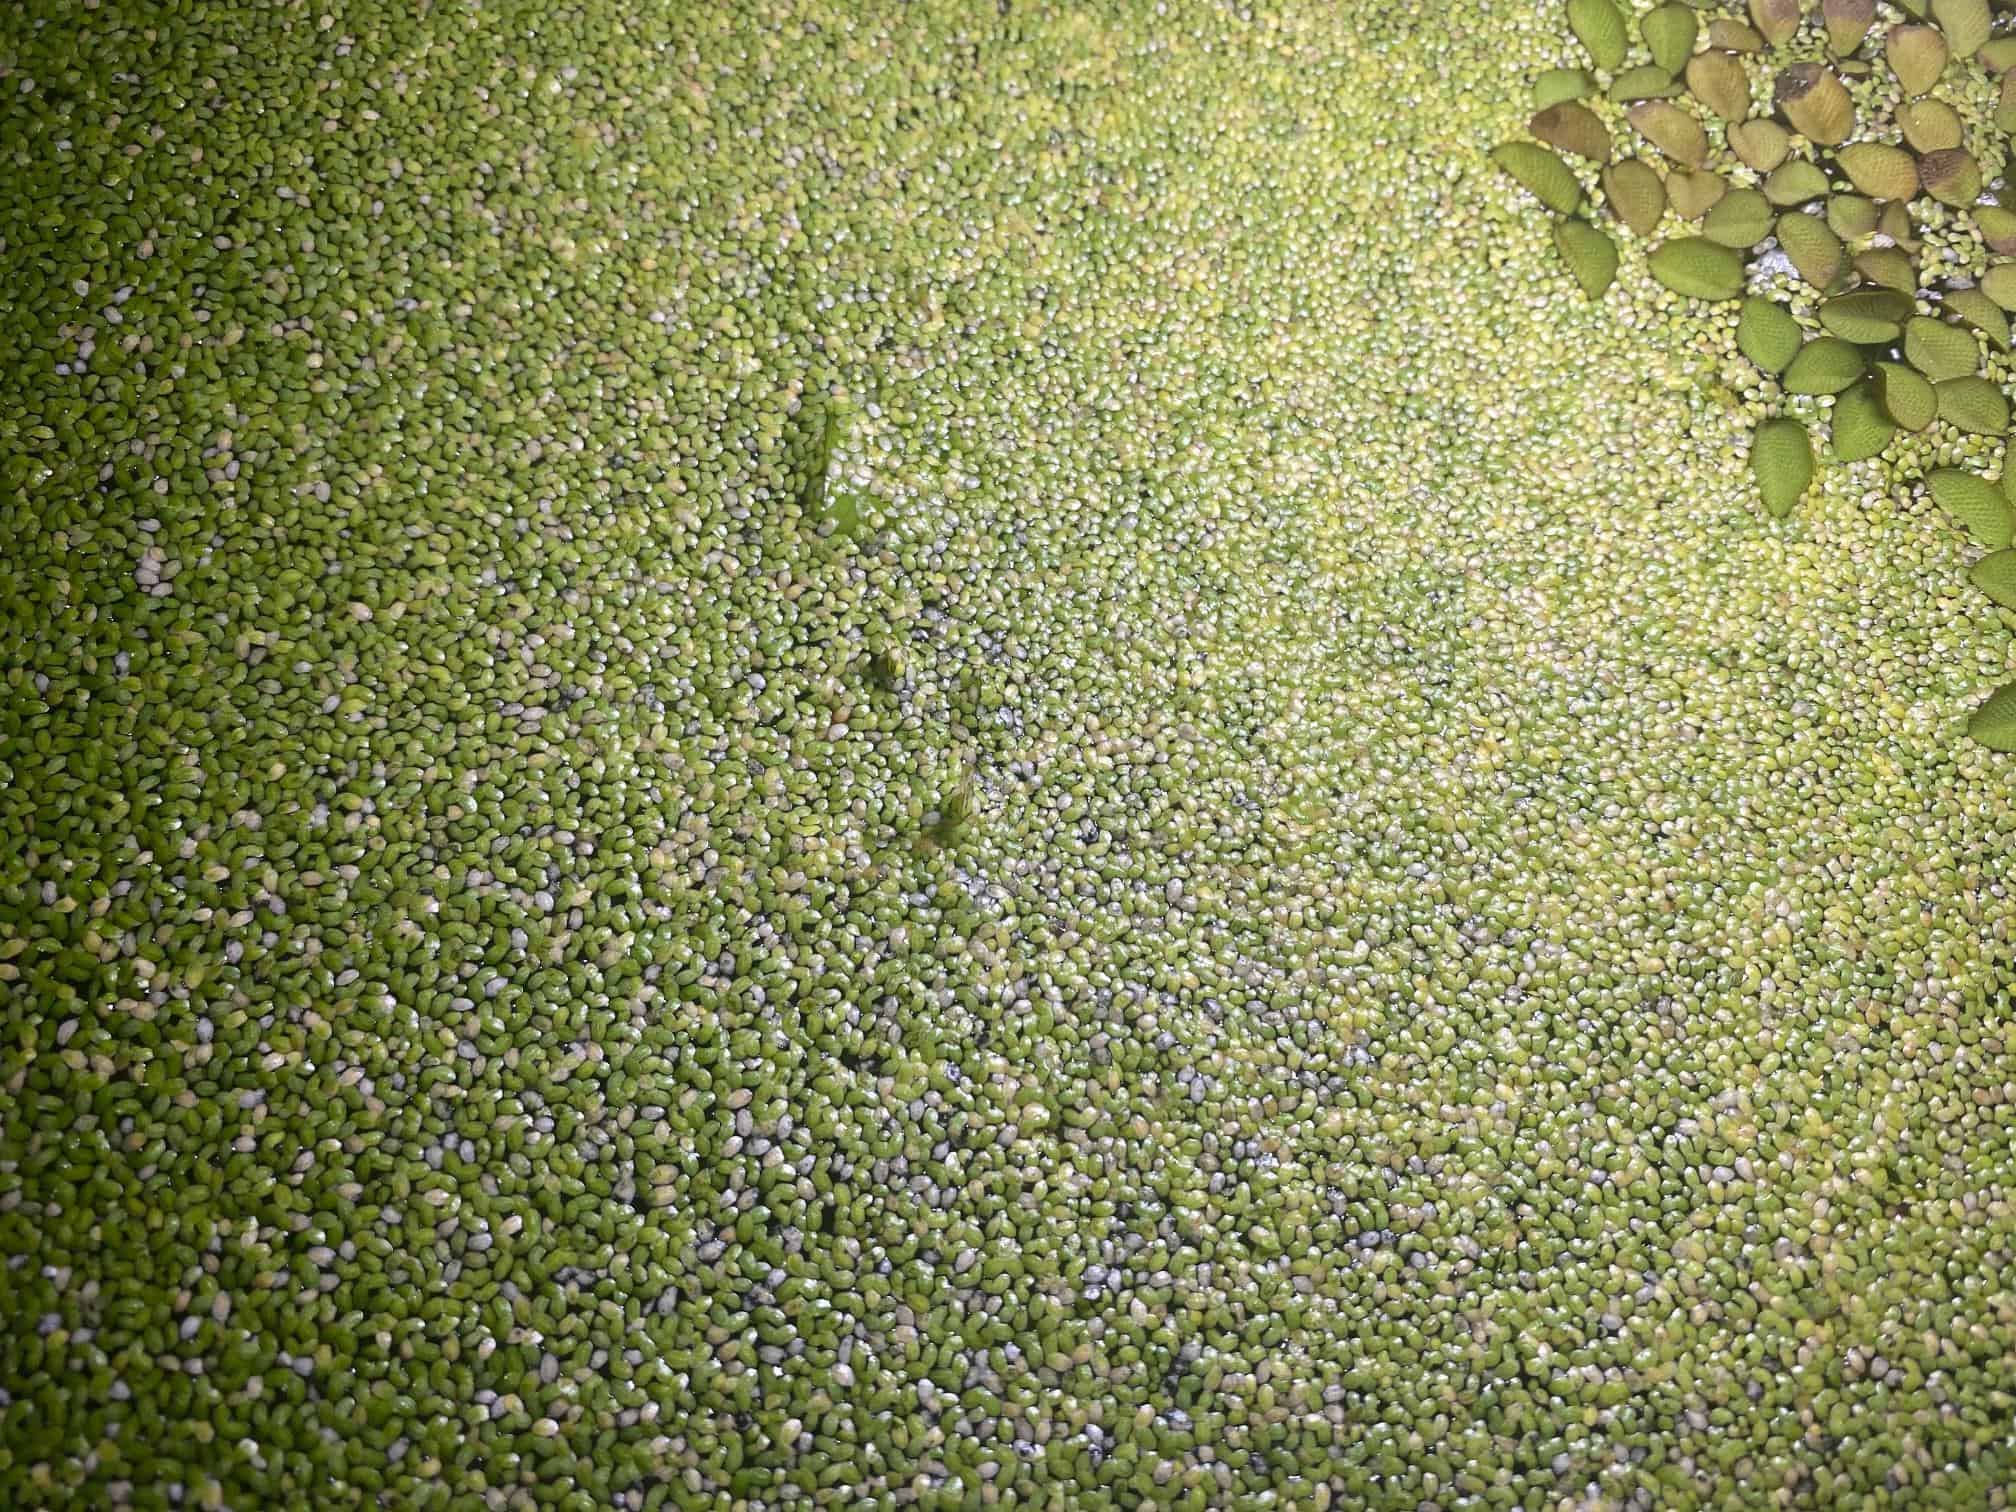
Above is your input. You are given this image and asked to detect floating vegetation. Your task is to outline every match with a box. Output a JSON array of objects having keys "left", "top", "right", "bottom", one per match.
[{"left": 1496, "top": 0, "right": 2016, "bottom": 739}]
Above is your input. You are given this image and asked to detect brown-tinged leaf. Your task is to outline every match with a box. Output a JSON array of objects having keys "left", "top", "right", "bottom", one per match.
[
  {"left": 1603, "top": 159, "right": 1668, "bottom": 236},
  {"left": 1775, "top": 63, "right": 1854, "bottom": 144},
  {"left": 1977, "top": 206, "right": 2016, "bottom": 255},
  {"left": 1668, "top": 168, "right": 1729, "bottom": 220},
  {"left": 1932, "top": 0, "right": 1989, "bottom": 58},
  {"left": 1730, "top": 119, "right": 1793, "bottom": 172},
  {"left": 1709, "top": 19, "right": 1767, "bottom": 52},
  {"left": 1887, "top": 24, "right": 1948, "bottom": 96},
  {"left": 1688, "top": 52, "right": 1752, "bottom": 121},
  {"left": 1823, "top": 0, "right": 1875, "bottom": 54},
  {"left": 1920, "top": 149, "right": 1982, "bottom": 208},
  {"left": 1897, "top": 100, "right": 1964, "bottom": 153},
  {"left": 1531, "top": 101, "right": 1611, "bottom": 161},
  {"left": 1838, "top": 142, "right": 1918, "bottom": 200},
  {"left": 1750, "top": 0, "right": 1802, "bottom": 46},
  {"left": 1629, "top": 101, "right": 1711, "bottom": 167}
]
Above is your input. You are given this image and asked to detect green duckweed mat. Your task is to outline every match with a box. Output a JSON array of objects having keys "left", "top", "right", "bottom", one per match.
[{"left": 4, "top": 0, "right": 2016, "bottom": 1506}]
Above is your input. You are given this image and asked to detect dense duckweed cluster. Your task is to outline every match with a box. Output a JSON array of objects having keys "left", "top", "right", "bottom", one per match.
[
  {"left": 4, "top": 0, "right": 2016, "bottom": 1506},
  {"left": 1497, "top": 0, "right": 2016, "bottom": 745}
]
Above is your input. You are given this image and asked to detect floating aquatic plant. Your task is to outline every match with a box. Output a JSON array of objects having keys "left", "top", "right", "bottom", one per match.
[{"left": 1497, "top": 0, "right": 2016, "bottom": 737}]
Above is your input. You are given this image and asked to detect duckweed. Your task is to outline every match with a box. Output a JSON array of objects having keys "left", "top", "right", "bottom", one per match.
[{"left": 6, "top": 0, "right": 2016, "bottom": 1507}]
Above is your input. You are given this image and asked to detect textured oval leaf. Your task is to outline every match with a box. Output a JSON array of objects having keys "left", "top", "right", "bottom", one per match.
[
  {"left": 1729, "top": 119, "right": 1793, "bottom": 172},
  {"left": 1932, "top": 0, "right": 1989, "bottom": 57},
  {"left": 1492, "top": 143, "right": 1584, "bottom": 214},
  {"left": 1981, "top": 263, "right": 2016, "bottom": 311},
  {"left": 1738, "top": 298, "right": 1804, "bottom": 373},
  {"left": 1830, "top": 381, "right": 1894, "bottom": 461},
  {"left": 1554, "top": 219, "right": 1620, "bottom": 299},
  {"left": 1838, "top": 142, "right": 1919, "bottom": 200},
  {"left": 1897, "top": 99, "right": 1963, "bottom": 153},
  {"left": 1920, "top": 149, "right": 1981, "bottom": 209},
  {"left": 1783, "top": 337, "right": 1867, "bottom": 393},
  {"left": 1776, "top": 212, "right": 1845, "bottom": 288},
  {"left": 1763, "top": 160, "right": 1830, "bottom": 207},
  {"left": 1928, "top": 469, "right": 2016, "bottom": 542},
  {"left": 1535, "top": 67, "right": 1600, "bottom": 109},
  {"left": 1999, "top": 73, "right": 2016, "bottom": 135},
  {"left": 1703, "top": 188, "right": 1775, "bottom": 248},
  {"left": 1775, "top": 63, "right": 1854, "bottom": 144},
  {"left": 1937, "top": 377, "right": 2011, "bottom": 436},
  {"left": 1751, "top": 418, "right": 1812, "bottom": 517},
  {"left": 1826, "top": 195, "right": 1880, "bottom": 238},
  {"left": 1943, "top": 287, "right": 2011, "bottom": 350},
  {"left": 1904, "top": 315, "right": 1980, "bottom": 379},
  {"left": 1817, "top": 289, "right": 1913, "bottom": 343},
  {"left": 1644, "top": 5, "right": 1699, "bottom": 74},
  {"left": 1688, "top": 52, "right": 1752, "bottom": 121},
  {"left": 1853, "top": 246, "right": 1917, "bottom": 293},
  {"left": 1609, "top": 64, "right": 1686, "bottom": 101},
  {"left": 1629, "top": 101, "right": 1711, "bottom": 167},
  {"left": 1649, "top": 237, "right": 1746, "bottom": 299},
  {"left": 1969, "top": 549, "right": 2016, "bottom": 608},
  {"left": 1887, "top": 24, "right": 1948, "bottom": 96},
  {"left": 1602, "top": 159, "right": 1667, "bottom": 237},
  {"left": 1823, "top": 0, "right": 1875, "bottom": 54},
  {"left": 1968, "top": 681, "right": 2016, "bottom": 750},
  {"left": 1980, "top": 36, "right": 2016, "bottom": 72},
  {"left": 1531, "top": 101, "right": 1611, "bottom": 161},
  {"left": 1569, "top": 0, "right": 1630, "bottom": 70},
  {"left": 1750, "top": 0, "right": 1802, "bottom": 46},
  {"left": 1977, "top": 207, "right": 2016, "bottom": 255},
  {"left": 1667, "top": 169, "right": 1729, "bottom": 220},
  {"left": 1709, "top": 19, "right": 1766, "bottom": 52},
  {"left": 1875, "top": 361, "right": 1938, "bottom": 430},
  {"left": 1878, "top": 200, "right": 1920, "bottom": 253}
]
